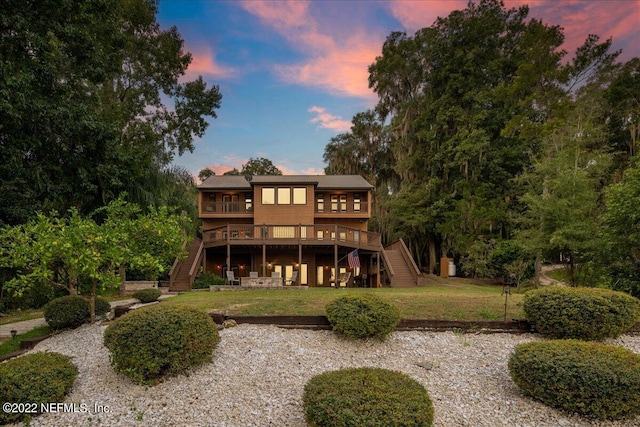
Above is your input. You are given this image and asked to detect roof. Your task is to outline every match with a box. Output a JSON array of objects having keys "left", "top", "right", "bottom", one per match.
[{"left": 198, "top": 175, "right": 373, "bottom": 190}]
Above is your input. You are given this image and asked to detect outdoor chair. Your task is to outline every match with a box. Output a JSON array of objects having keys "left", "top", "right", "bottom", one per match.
[
  {"left": 226, "top": 271, "right": 240, "bottom": 286},
  {"left": 330, "top": 272, "right": 351, "bottom": 287},
  {"left": 284, "top": 271, "right": 298, "bottom": 286}
]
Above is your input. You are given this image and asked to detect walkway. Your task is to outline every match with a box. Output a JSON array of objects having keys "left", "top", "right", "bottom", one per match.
[{"left": 0, "top": 294, "right": 177, "bottom": 340}]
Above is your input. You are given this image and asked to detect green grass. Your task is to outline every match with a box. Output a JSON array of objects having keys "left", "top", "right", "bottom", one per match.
[
  {"left": 0, "top": 326, "right": 52, "bottom": 356},
  {"left": 164, "top": 281, "right": 524, "bottom": 321},
  {"left": 0, "top": 310, "right": 44, "bottom": 325}
]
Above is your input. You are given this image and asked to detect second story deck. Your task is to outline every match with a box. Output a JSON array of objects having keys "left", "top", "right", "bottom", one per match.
[{"left": 203, "top": 223, "right": 381, "bottom": 251}]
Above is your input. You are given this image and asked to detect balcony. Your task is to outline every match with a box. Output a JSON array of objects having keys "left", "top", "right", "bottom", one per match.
[
  {"left": 203, "top": 224, "right": 381, "bottom": 251},
  {"left": 201, "top": 201, "right": 253, "bottom": 216}
]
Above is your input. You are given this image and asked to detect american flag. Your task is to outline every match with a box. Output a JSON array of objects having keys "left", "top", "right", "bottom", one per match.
[{"left": 347, "top": 249, "right": 360, "bottom": 269}]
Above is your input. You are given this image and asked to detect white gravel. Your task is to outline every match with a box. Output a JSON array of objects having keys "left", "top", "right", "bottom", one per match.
[{"left": 8, "top": 324, "right": 640, "bottom": 427}]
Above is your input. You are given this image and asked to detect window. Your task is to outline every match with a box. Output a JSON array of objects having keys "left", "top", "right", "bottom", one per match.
[
  {"left": 317, "top": 266, "right": 324, "bottom": 285},
  {"left": 340, "top": 195, "right": 347, "bottom": 212},
  {"left": 293, "top": 187, "right": 306, "bottom": 204},
  {"left": 316, "top": 193, "right": 324, "bottom": 212},
  {"left": 272, "top": 226, "right": 295, "bottom": 238},
  {"left": 277, "top": 187, "right": 291, "bottom": 204},
  {"left": 331, "top": 195, "right": 338, "bottom": 212},
  {"left": 354, "top": 193, "right": 361, "bottom": 212},
  {"left": 316, "top": 230, "right": 324, "bottom": 240},
  {"left": 262, "top": 188, "right": 275, "bottom": 204},
  {"left": 300, "top": 264, "right": 308, "bottom": 285},
  {"left": 245, "top": 194, "right": 253, "bottom": 212}
]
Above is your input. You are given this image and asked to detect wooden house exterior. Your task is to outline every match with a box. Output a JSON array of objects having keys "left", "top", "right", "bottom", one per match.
[{"left": 197, "top": 175, "right": 382, "bottom": 287}]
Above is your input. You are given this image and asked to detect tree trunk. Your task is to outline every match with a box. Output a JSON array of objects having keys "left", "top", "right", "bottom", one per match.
[
  {"left": 428, "top": 238, "right": 437, "bottom": 275},
  {"left": 89, "top": 280, "right": 97, "bottom": 324}
]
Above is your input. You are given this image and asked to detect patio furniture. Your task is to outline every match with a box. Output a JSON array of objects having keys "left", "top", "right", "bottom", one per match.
[
  {"left": 330, "top": 272, "right": 351, "bottom": 287},
  {"left": 226, "top": 271, "right": 240, "bottom": 286},
  {"left": 284, "top": 271, "right": 298, "bottom": 286}
]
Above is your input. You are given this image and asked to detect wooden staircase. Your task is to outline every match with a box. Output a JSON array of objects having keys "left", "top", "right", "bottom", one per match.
[
  {"left": 169, "top": 237, "right": 203, "bottom": 292},
  {"left": 382, "top": 239, "right": 420, "bottom": 287}
]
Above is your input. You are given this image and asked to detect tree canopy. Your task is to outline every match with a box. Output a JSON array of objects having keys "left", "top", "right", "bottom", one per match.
[
  {"left": 325, "top": 0, "right": 639, "bottom": 286},
  {"left": 0, "top": 0, "right": 221, "bottom": 226}
]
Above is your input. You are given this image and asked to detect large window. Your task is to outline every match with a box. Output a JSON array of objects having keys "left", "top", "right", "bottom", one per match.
[
  {"left": 277, "top": 187, "right": 291, "bottom": 204},
  {"left": 354, "top": 193, "right": 361, "bottom": 212},
  {"left": 262, "top": 188, "right": 275, "bottom": 204},
  {"left": 316, "top": 193, "right": 324, "bottom": 212},
  {"left": 293, "top": 187, "right": 306, "bottom": 204}
]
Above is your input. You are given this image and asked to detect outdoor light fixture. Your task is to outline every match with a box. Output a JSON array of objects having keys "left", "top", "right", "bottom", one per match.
[{"left": 11, "top": 330, "right": 17, "bottom": 339}]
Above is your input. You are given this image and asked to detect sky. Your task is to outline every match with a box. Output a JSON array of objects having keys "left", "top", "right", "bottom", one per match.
[{"left": 157, "top": 0, "right": 640, "bottom": 179}]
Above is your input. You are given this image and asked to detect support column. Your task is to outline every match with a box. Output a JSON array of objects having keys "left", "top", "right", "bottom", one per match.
[
  {"left": 262, "top": 244, "right": 266, "bottom": 276},
  {"left": 376, "top": 253, "right": 380, "bottom": 287},
  {"left": 298, "top": 243, "right": 302, "bottom": 286},
  {"left": 334, "top": 241, "right": 338, "bottom": 287}
]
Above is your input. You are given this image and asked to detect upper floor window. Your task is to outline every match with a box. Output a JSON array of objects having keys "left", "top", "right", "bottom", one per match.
[
  {"left": 316, "top": 193, "right": 324, "bottom": 212},
  {"left": 354, "top": 193, "right": 361, "bottom": 212},
  {"left": 293, "top": 187, "right": 306, "bottom": 204},
  {"left": 277, "top": 187, "right": 291, "bottom": 204},
  {"left": 262, "top": 188, "right": 275, "bottom": 204}
]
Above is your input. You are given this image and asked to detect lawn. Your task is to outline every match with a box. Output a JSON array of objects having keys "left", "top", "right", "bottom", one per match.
[
  {"left": 0, "top": 326, "right": 52, "bottom": 356},
  {"left": 164, "top": 280, "right": 525, "bottom": 321}
]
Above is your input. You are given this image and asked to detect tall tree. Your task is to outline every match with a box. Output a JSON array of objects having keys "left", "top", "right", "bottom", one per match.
[
  {"left": 368, "top": 0, "right": 566, "bottom": 271},
  {"left": 224, "top": 157, "right": 282, "bottom": 176},
  {"left": 0, "top": 0, "right": 221, "bottom": 225}
]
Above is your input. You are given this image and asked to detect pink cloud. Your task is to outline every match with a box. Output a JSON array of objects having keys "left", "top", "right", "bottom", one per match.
[
  {"left": 391, "top": 1, "right": 640, "bottom": 62},
  {"left": 308, "top": 106, "right": 351, "bottom": 132},
  {"left": 240, "top": 0, "right": 380, "bottom": 99},
  {"left": 186, "top": 50, "right": 236, "bottom": 79},
  {"left": 388, "top": 0, "right": 467, "bottom": 31}
]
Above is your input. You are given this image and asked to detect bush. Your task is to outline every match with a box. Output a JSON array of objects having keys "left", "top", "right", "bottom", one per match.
[
  {"left": 43, "top": 295, "right": 112, "bottom": 329},
  {"left": 0, "top": 352, "right": 77, "bottom": 425},
  {"left": 132, "top": 288, "right": 162, "bottom": 303},
  {"left": 325, "top": 294, "right": 400, "bottom": 339},
  {"left": 103, "top": 304, "right": 220, "bottom": 385},
  {"left": 509, "top": 340, "right": 640, "bottom": 420},
  {"left": 192, "top": 271, "right": 227, "bottom": 289},
  {"left": 523, "top": 286, "right": 640, "bottom": 340},
  {"left": 95, "top": 296, "right": 111, "bottom": 317},
  {"left": 304, "top": 367, "right": 433, "bottom": 427},
  {"left": 44, "top": 295, "right": 90, "bottom": 330}
]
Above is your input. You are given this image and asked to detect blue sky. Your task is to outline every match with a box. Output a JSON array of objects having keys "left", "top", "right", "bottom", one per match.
[{"left": 157, "top": 0, "right": 640, "bottom": 178}]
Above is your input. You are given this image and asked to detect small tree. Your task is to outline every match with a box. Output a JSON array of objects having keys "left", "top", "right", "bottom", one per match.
[{"left": 0, "top": 198, "right": 186, "bottom": 323}]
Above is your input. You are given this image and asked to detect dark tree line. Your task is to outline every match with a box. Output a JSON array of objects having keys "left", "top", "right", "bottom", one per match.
[
  {"left": 0, "top": 0, "right": 221, "bottom": 226},
  {"left": 324, "top": 0, "right": 640, "bottom": 294}
]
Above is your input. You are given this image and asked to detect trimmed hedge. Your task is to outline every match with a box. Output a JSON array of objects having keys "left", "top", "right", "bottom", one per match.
[
  {"left": 44, "top": 295, "right": 90, "bottom": 330},
  {"left": 304, "top": 367, "right": 434, "bottom": 427},
  {"left": 95, "top": 296, "right": 111, "bottom": 317},
  {"left": 103, "top": 304, "right": 220, "bottom": 385},
  {"left": 132, "top": 288, "right": 162, "bottom": 303},
  {"left": 0, "top": 352, "right": 78, "bottom": 425},
  {"left": 509, "top": 340, "right": 640, "bottom": 420},
  {"left": 523, "top": 286, "right": 640, "bottom": 340},
  {"left": 326, "top": 294, "right": 400, "bottom": 339},
  {"left": 43, "top": 295, "right": 112, "bottom": 329}
]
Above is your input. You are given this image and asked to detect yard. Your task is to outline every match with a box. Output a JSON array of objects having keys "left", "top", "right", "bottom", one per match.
[{"left": 164, "top": 278, "right": 524, "bottom": 321}]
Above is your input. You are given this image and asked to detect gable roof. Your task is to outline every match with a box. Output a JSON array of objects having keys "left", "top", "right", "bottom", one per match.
[{"left": 198, "top": 175, "right": 373, "bottom": 190}]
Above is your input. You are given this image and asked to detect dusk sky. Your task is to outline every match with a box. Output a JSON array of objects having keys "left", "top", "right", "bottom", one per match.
[{"left": 156, "top": 0, "right": 640, "bottom": 179}]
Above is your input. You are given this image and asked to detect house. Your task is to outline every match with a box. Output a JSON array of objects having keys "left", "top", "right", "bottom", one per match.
[{"left": 169, "top": 175, "right": 420, "bottom": 290}]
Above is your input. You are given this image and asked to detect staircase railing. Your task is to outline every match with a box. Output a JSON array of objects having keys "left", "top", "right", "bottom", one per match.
[
  {"left": 380, "top": 247, "right": 395, "bottom": 286},
  {"left": 187, "top": 240, "right": 205, "bottom": 287},
  {"left": 397, "top": 238, "right": 421, "bottom": 285}
]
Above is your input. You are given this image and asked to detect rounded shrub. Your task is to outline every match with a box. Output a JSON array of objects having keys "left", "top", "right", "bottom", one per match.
[
  {"left": 523, "top": 286, "right": 640, "bottom": 340},
  {"left": 103, "top": 304, "right": 220, "bottom": 385},
  {"left": 509, "top": 340, "right": 640, "bottom": 420},
  {"left": 44, "top": 295, "right": 90, "bottom": 329},
  {"left": 0, "top": 352, "right": 77, "bottom": 425},
  {"left": 132, "top": 288, "right": 162, "bottom": 303},
  {"left": 94, "top": 296, "right": 111, "bottom": 317},
  {"left": 326, "top": 294, "right": 400, "bottom": 339},
  {"left": 304, "top": 367, "right": 434, "bottom": 427}
]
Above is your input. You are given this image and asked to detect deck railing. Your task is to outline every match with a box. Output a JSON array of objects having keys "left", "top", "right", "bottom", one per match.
[{"left": 203, "top": 224, "right": 381, "bottom": 249}]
